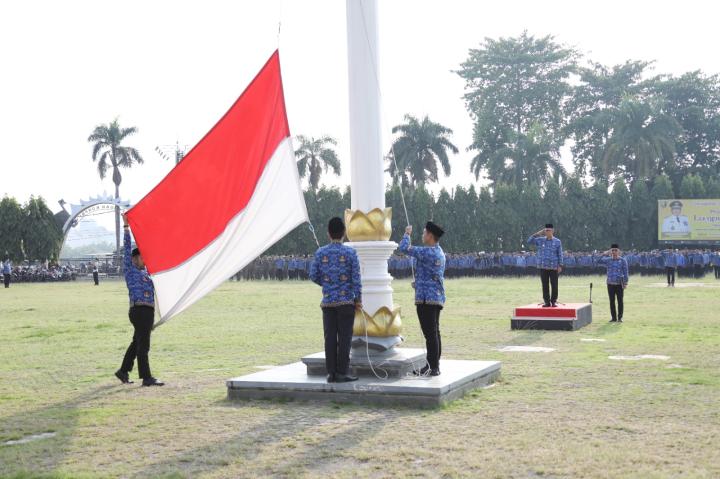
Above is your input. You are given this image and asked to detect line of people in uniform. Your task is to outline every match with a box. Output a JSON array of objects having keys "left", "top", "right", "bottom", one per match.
[{"left": 233, "top": 249, "right": 720, "bottom": 282}]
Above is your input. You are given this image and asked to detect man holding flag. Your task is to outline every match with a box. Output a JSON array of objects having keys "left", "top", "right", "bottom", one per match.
[
  {"left": 116, "top": 214, "right": 164, "bottom": 386},
  {"left": 124, "top": 50, "right": 308, "bottom": 324}
]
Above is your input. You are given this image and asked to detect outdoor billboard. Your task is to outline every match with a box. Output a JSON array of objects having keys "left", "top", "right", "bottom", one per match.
[{"left": 658, "top": 199, "right": 720, "bottom": 243}]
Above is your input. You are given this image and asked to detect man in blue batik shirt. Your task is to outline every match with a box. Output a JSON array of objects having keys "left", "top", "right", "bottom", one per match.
[
  {"left": 2, "top": 258, "right": 11, "bottom": 288},
  {"left": 399, "top": 221, "right": 446, "bottom": 376},
  {"left": 116, "top": 214, "right": 164, "bottom": 387},
  {"left": 527, "top": 224, "right": 563, "bottom": 307},
  {"left": 596, "top": 244, "right": 629, "bottom": 323},
  {"left": 309, "top": 217, "right": 362, "bottom": 384}
]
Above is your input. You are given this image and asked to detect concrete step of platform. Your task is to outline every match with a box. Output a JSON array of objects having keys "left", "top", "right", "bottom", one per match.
[
  {"left": 227, "top": 359, "right": 501, "bottom": 407},
  {"left": 301, "top": 348, "right": 427, "bottom": 378}
]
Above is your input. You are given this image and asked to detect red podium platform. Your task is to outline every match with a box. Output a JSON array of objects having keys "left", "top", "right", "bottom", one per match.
[{"left": 511, "top": 303, "right": 592, "bottom": 331}]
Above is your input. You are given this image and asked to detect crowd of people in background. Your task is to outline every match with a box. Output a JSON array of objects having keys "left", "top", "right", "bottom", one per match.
[
  {"left": 0, "top": 258, "right": 123, "bottom": 285},
  {"left": 234, "top": 249, "right": 720, "bottom": 281},
  {"left": 3, "top": 249, "right": 719, "bottom": 287},
  {"left": 2, "top": 261, "right": 77, "bottom": 283}
]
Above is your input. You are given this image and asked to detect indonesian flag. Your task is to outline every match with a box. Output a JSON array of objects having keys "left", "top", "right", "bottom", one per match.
[{"left": 127, "top": 50, "right": 307, "bottom": 323}]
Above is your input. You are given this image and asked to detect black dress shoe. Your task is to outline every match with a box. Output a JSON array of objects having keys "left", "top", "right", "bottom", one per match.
[
  {"left": 115, "top": 370, "right": 133, "bottom": 384},
  {"left": 551, "top": 302, "right": 558, "bottom": 307},
  {"left": 326, "top": 373, "right": 336, "bottom": 383},
  {"left": 142, "top": 377, "right": 165, "bottom": 387},
  {"left": 413, "top": 365, "right": 430, "bottom": 376},
  {"left": 429, "top": 369, "right": 441, "bottom": 376},
  {"left": 542, "top": 303, "right": 551, "bottom": 308},
  {"left": 334, "top": 373, "right": 358, "bottom": 383},
  {"left": 618, "top": 318, "right": 623, "bottom": 323}
]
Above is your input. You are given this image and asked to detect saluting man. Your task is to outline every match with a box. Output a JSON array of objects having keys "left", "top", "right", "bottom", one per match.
[
  {"left": 527, "top": 224, "right": 564, "bottom": 307},
  {"left": 399, "top": 222, "right": 446, "bottom": 377},
  {"left": 309, "top": 217, "right": 362, "bottom": 383},
  {"left": 596, "top": 244, "right": 629, "bottom": 323},
  {"left": 115, "top": 214, "right": 164, "bottom": 386}
]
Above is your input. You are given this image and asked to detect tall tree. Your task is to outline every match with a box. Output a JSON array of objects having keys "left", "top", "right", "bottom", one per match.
[
  {"left": 0, "top": 196, "right": 25, "bottom": 261},
  {"left": 587, "top": 180, "right": 611, "bottom": 249},
  {"left": 457, "top": 31, "right": 577, "bottom": 185},
  {"left": 88, "top": 118, "right": 144, "bottom": 254},
  {"left": 476, "top": 188, "right": 497, "bottom": 250},
  {"left": 654, "top": 71, "right": 720, "bottom": 181},
  {"left": 433, "top": 189, "right": 454, "bottom": 251},
  {"left": 601, "top": 97, "right": 682, "bottom": 183},
  {"left": 472, "top": 125, "right": 567, "bottom": 187},
  {"left": 630, "top": 180, "right": 655, "bottom": 250},
  {"left": 410, "top": 186, "right": 434, "bottom": 240},
  {"left": 565, "top": 60, "right": 653, "bottom": 179},
  {"left": 679, "top": 174, "right": 706, "bottom": 199},
  {"left": 22, "top": 196, "right": 63, "bottom": 262},
  {"left": 294, "top": 135, "right": 341, "bottom": 193},
  {"left": 650, "top": 175, "right": 675, "bottom": 245},
  {"left": 494, "top": 184, "right": 523, "bottom": 251},
  {"left": 706, "top": 177, "right": 720, "bottom": 198},
  {"left": 561, "top": 176, "right": 591, "bottom": 250},
  {"left": 387, "top": 115, "right": 458, "bottom": 188},
  {"left": 607, "top": 182, "right": 632, "bottom": 249}
]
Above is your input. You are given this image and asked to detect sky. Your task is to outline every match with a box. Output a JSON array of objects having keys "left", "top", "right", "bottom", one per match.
[{"left": 2, "top": 0, "right": 720, "bottom": 235}]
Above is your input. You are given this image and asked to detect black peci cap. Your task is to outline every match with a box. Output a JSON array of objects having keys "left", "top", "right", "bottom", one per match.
[
  {"left": 669, "top": 200, "right": 683, "bottom": 208},
  {"left": 328, "top": 217, "right": 345, "bottom": 240},
  {"left": 426, "top": 221, "right": 445, "bottom": 239},
  {"left": 611, "top": 243, "right": 619, "bottom": 249},
  {"left": 545, "top": 223, "right": 554, "bottom": 229},
  {"left": 131, "top": 247, "right": 140, "bottom": 257}
]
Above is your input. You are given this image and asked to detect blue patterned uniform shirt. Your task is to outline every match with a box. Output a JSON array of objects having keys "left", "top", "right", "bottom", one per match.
[
  {"left": 596, "top": 255, "right": 629, "bottom": 285},
  {"left": 526, "top": 235, "right": 564, "bottom": 269},
  {"left": 309, "top": 242, "right": 362, "bottom": 308},
  {"left": 124, "top": 229, "right": 155, "bottom": 307},
  {"left": 398, "top": 234, "right": 446, "bottom": 306}
]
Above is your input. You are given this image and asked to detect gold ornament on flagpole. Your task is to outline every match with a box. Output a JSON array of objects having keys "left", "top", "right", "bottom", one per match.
[
  {"left": 345, "top": 207, "right": 392, "bottom": 242},
  {"left": 353, "top": 306, "right": 402, "bottom": 337}
]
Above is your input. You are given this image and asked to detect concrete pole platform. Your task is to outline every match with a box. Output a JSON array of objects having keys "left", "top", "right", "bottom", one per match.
[
  {"left": 226, "top": 358, "right": 501, "bottom": 407},
  {"left": 301, "top": 347, "right": 427, "bottom": 378}
]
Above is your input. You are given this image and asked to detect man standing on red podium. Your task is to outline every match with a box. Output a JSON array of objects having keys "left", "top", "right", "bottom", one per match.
[{"left": 527, "top": 224, "right": 563, "bottom": 307}]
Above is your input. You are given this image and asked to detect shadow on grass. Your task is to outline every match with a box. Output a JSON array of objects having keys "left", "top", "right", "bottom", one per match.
[
  {"left": 0, "top": 385, "right": 119, "bottom": 476},
  {"left": 506, "top": 330, "right": 547, "bottom": 346},
  {"left": 132, "top": 400, "right": 412, "bottom": 478},
  {"left": 595, "top": 322, "right": 624, "bottom": 336}
]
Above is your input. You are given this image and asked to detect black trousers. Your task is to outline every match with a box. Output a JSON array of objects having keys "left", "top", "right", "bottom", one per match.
[
  {"left": 93, "top": 272, "right": 99, "bottom": 285},
  {"left": 120, "top": 305, "right": 154, "bottom": 379},
  {"left": 666, "top": 267, "right": 675, "bottom": 285},
  {"left": 714, "top": 266, "right": 720, "bottom": 279},
  {"left": 607, "top": 284, "right": 624, "bottom": 321},
  {"left": 540, "top": 269, "right": 559, "bottom": 304},
  {"left": 416, "top": 304, "right": 442, "bottom": 370},
  {"left": 322, "top": 305, "right": 355, "bottom": 375},
  {"left": 3, "top": 274, "right": 9, "bottom": 288}
]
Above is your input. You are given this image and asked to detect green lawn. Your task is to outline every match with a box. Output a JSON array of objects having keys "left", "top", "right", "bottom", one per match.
[{"left": 1, "top": 275, "right": 719, "bottom": 478}]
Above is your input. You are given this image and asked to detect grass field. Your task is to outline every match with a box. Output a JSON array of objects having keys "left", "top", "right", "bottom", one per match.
[{"left": 1, "top": 275, "right": 719, "bottom": 478}]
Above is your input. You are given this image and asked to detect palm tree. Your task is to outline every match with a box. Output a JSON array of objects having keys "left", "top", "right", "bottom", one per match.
[
  {"left": 470, "top": 125, "right": 566, "bottom": 188},
  {"left": 602, "top": 97, "right": 681, "bottom": 183},
  {"left": 387, "top": 115, "right": 458, "bottom": 188},
  {"left": 88, "top": 118, "right": 144, "bottom": 255},
  {"left": 294, "top": 135, "right": 341, "bottom": 192}
]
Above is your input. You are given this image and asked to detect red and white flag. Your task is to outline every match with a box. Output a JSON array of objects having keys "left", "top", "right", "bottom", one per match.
[{"left": 127, "top": 50, "right": 307, "bottom": 322}]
